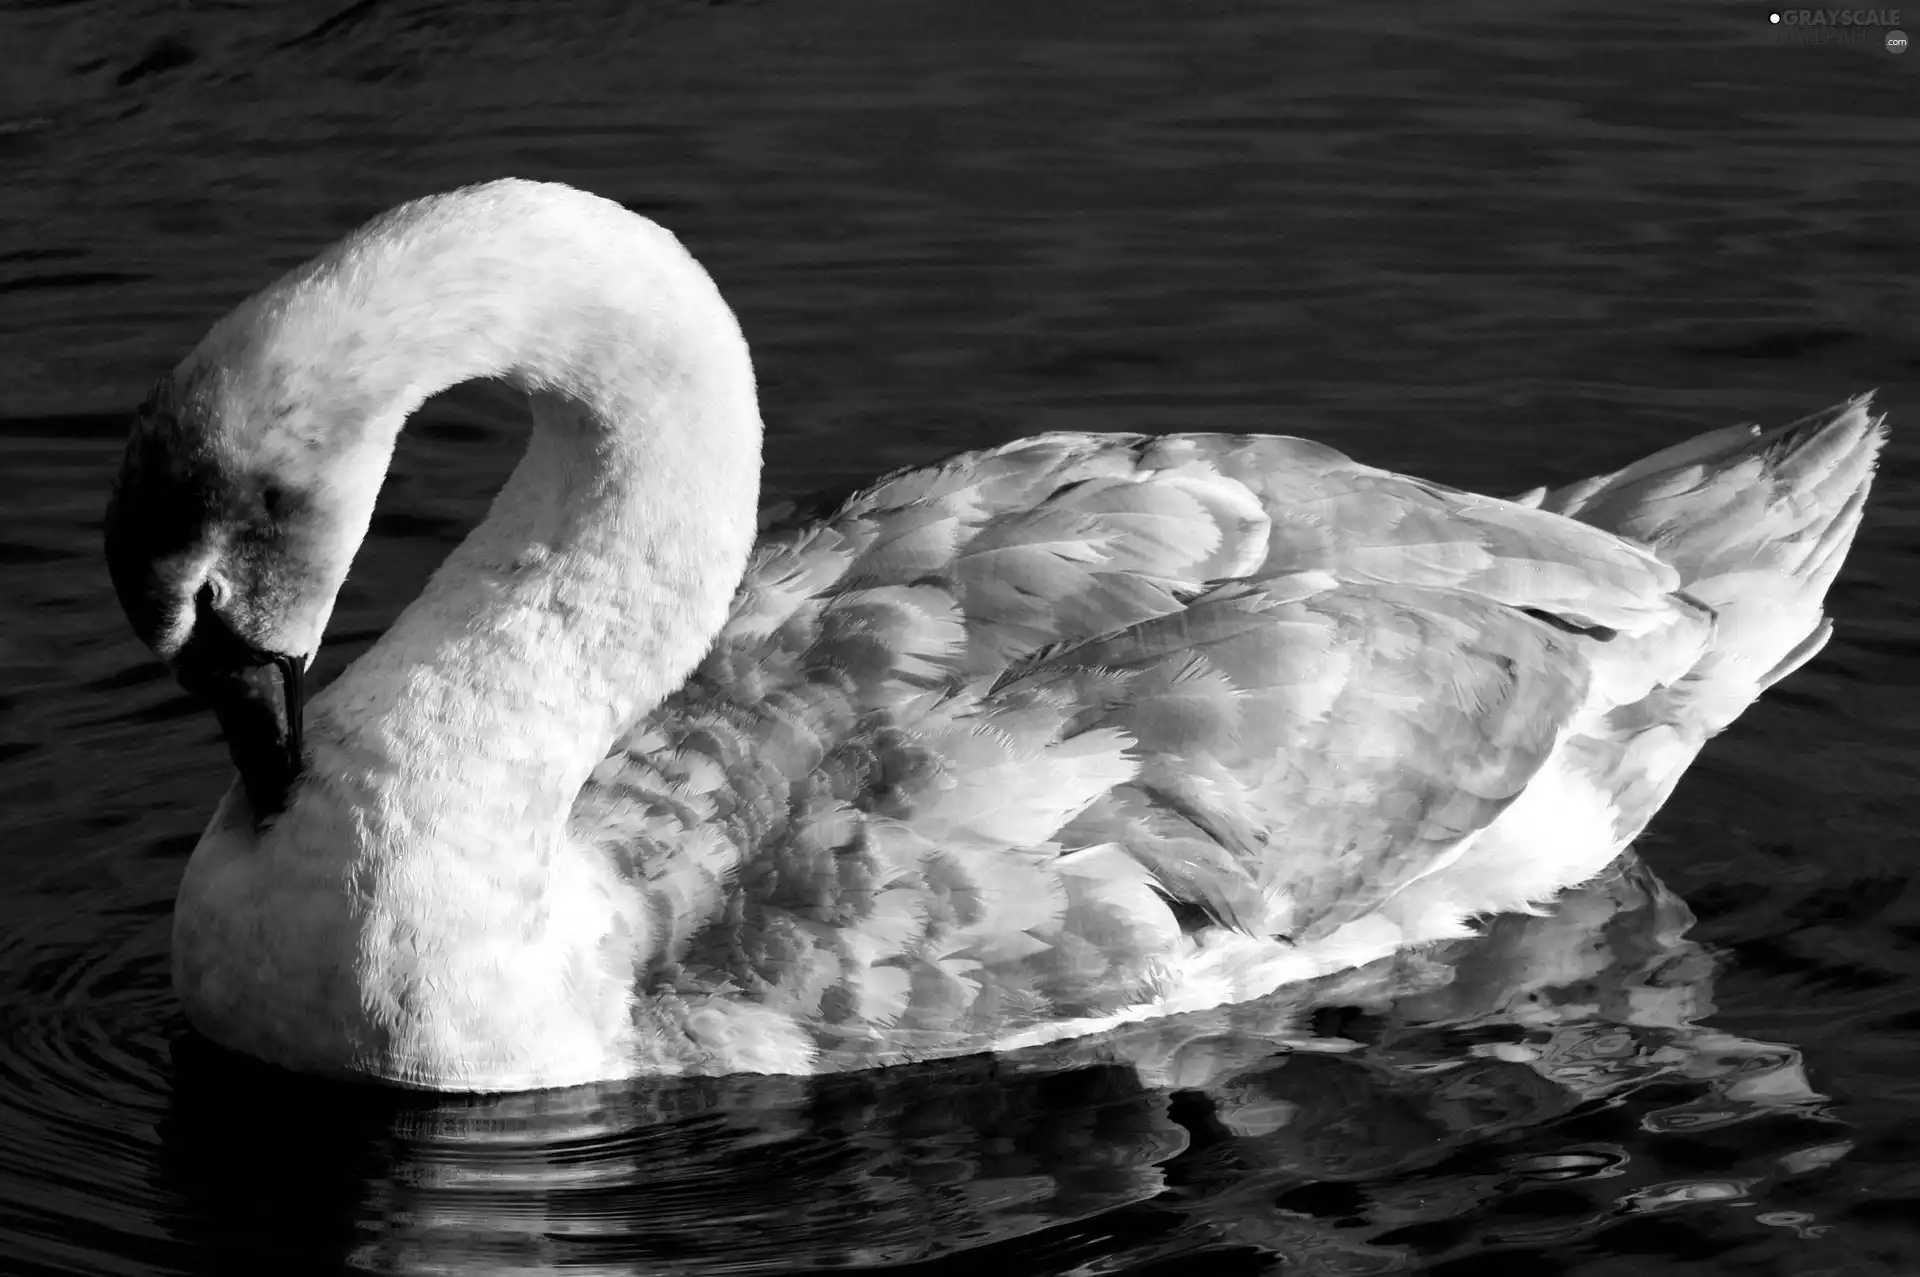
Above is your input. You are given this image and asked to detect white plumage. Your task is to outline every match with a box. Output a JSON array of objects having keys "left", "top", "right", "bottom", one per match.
[{"left": 109, "top": 180, "right": 1882, "bottom": 1091}]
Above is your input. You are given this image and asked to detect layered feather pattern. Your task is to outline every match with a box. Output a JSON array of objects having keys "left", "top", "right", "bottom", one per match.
[{"left": 562, "top": 410, "right": 1881, "bottom": 1073}]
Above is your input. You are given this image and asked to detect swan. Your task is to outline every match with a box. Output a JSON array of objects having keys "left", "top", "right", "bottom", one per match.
[{"left": 103, "top": 179, "right": 1884, "bottom": 1092}]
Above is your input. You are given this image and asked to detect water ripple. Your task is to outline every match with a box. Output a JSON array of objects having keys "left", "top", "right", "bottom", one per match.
[{"left": 0, "top": 858, "right": 1854, "bottom": 1274}]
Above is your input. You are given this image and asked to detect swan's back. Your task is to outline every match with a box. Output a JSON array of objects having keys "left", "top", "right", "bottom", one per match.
[{"left": 568, "top": 428, "right": 1763, "bottom": 1068}]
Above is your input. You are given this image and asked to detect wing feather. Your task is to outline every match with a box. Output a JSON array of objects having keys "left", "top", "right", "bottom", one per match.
[{"left": 571, "top": 428, "right": 1696, "bottom": 1050}]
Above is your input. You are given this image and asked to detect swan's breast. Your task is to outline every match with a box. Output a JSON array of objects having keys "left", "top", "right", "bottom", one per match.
[
  {"left": 171, "top": 788, "right": 380, "bottom": 1077},
  {"left": 173, "top": 783, "right": 667, "bottom": 1089}
]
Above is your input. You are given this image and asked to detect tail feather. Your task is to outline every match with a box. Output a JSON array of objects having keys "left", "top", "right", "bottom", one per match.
[
  {"left": 1381, "top": 399, "right": 1882, "bottom": 930},
  {"left": 1540, "top": 394, "right": 1885, "bottom": 733}
]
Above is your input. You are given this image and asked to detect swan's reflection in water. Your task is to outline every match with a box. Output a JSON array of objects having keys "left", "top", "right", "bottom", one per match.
[{"left": 159, "top": 857, "right": 1835, "bottom": 1274}]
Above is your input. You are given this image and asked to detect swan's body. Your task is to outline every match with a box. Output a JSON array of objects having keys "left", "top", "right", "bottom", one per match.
[{"left": 105, "top": 180, "right": 1883, "bottom": 1091}]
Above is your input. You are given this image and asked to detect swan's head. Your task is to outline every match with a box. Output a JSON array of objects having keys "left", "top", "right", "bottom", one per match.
[
  {"left": 105, "top": 345, "right": 395, "bottom": 822},
  {"left": 104, "top": 177, "right": 766, "bottom": 822}
]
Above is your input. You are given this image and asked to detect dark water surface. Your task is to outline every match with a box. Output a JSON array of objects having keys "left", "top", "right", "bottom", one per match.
[{"left": 3, "top": 1, "right": 1918, "bottom": 1272}]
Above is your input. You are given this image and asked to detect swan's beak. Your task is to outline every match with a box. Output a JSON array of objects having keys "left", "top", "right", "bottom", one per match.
[
  {"left": 104, "top": 375, "right": 323, "bottom": 825},
  {"left": 170, "top": 606, "right": 307, "bottom": 824}
]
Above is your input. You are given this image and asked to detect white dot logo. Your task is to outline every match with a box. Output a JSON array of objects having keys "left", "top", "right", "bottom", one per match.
[{"left": 1770, "top": 11, "right": 1781, "bottom": 21}]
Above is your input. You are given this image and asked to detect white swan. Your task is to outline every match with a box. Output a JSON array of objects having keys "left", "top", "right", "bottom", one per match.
[{"left": 104, "top": 179, "right": 1883, "bottom": 1092}]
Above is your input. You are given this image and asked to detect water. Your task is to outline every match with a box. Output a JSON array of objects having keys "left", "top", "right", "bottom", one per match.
[{"left": 2, "top": 0, "right": 1917, "bottom": 1271}]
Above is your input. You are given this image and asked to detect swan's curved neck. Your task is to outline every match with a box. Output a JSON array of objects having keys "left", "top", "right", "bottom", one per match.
[{"left": 203, "top": 184, "right": 764, "bottom": 854}]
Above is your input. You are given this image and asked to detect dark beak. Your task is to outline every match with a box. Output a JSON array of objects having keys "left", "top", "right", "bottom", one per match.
[{"left": 172, "top": 604, "right": 306, "bottom": 823}]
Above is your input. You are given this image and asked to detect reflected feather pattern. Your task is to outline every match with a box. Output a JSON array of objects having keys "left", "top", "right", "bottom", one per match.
[{"left": 568, "top": 409, "right": 1881, "bottom": 1069}]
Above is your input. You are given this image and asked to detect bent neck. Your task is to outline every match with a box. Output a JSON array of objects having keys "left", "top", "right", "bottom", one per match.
[{"left": 207, "top": 181, "right": 764, "bottom": 855}]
